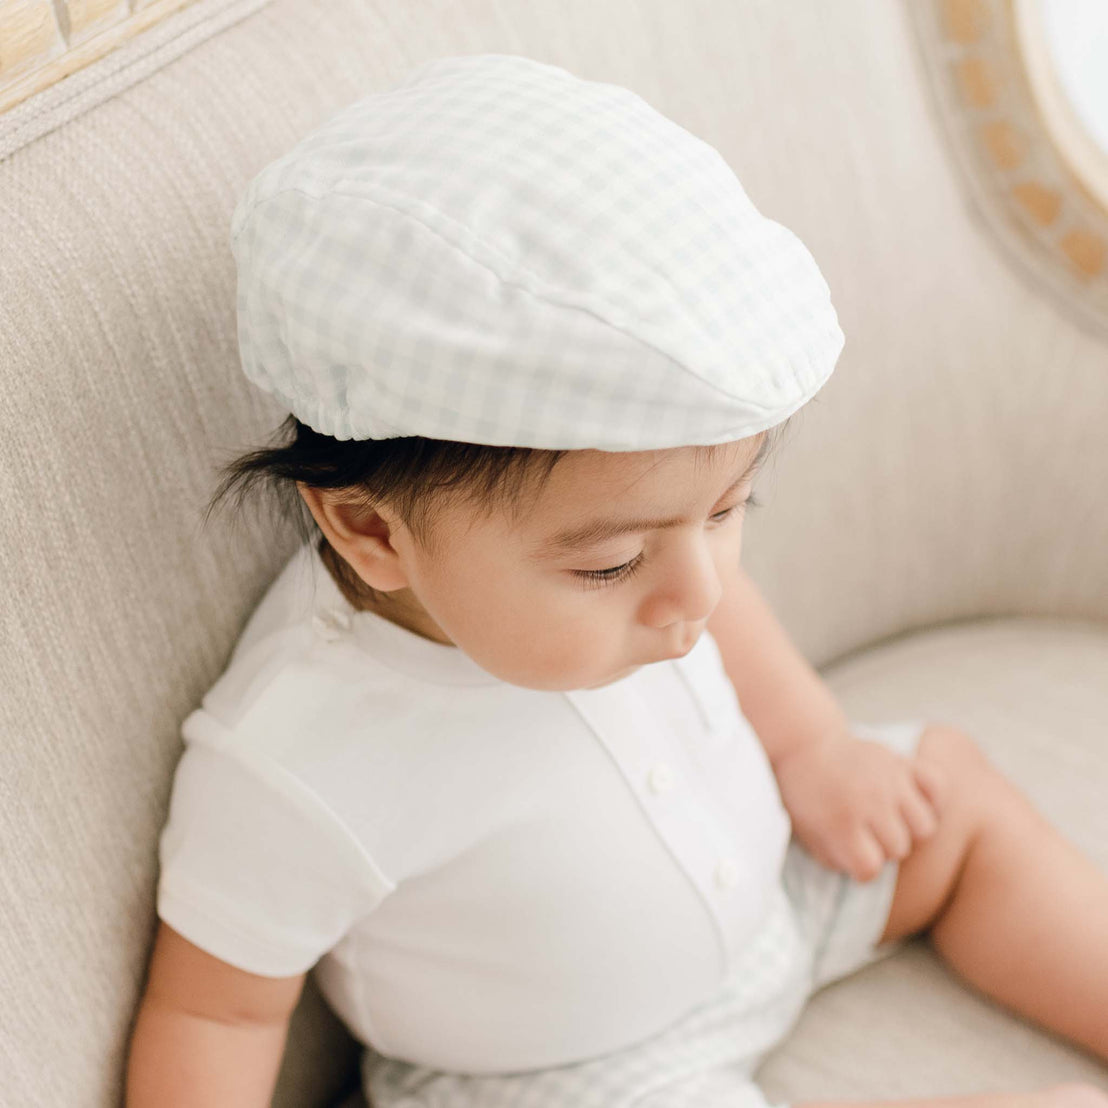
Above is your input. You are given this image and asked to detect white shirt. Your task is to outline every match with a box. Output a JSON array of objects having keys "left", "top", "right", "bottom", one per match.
[{"left": 157, "top": 539, "right": 792, "bottom": 1074}]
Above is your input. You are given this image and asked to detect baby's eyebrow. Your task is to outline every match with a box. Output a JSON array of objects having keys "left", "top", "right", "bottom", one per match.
[{"left": 531, "top": 434, "right": 771, "bottom": 557}]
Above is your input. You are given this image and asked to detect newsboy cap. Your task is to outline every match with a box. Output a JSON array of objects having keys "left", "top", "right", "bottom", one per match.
[{"left": 230, "top": 52, "right": 844, "bottom": 450}]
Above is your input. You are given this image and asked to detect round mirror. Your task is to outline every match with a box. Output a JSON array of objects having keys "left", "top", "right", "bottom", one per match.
[{"left": 1016, "top": 0, "right": 1108, "bottom": 212}]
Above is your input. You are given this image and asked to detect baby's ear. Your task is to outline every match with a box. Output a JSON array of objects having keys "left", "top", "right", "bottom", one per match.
[{"left": 295, "top": 483, "right": 410, "bottom": 591}]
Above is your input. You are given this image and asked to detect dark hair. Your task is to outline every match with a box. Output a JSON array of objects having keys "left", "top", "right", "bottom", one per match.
[
  {"left": 204, "top": 414, "right": 787, "bottom": 607},
  {"left": 204, "top": 415, "right": 571, "bottom": 605}
]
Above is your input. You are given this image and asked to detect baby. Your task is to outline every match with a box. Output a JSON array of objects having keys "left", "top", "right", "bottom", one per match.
[{"left": 125, "top": 54, "right": 1108, "bottom": 1108}]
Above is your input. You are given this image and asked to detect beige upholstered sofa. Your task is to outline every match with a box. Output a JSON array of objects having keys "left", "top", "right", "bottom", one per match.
[{"left": 3, "top": 1, "right": 1107, "bottom": 1105}]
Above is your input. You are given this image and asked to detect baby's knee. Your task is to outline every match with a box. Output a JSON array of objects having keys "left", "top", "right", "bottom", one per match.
[
  {"left": 916, "top": 723, "right": 992, "bottom": 780},
  {"left": 916, "top": 723, "right": 1034, "bottom": 837},
  {"left": 915, "top": 723, "right": 1007, "bottom": 829}
]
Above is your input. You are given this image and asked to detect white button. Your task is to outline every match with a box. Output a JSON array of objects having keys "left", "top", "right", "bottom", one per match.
[
  {"left": 647, "top": 762, "right": 675, "bottom": 794},
  {"left": 330, "top": 608, "right": 352, "bottom": 631},
  {"left": 714, "top": 858, "right": 739, "bottom": 890},
  {"left": 312, "top": 614, "right": 342, "bottom": 641}
]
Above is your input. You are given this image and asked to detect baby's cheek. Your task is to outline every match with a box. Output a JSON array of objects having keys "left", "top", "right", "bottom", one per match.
[{"left": 523, "top": 618, "right": 615, "bottom": 689}]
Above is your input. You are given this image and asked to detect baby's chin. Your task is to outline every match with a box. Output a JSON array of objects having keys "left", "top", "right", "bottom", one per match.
[
  {"left": 487, "top": 659, "right": 643, "bottom": 693},
  {"left": 579, "top": 664, "right": 643, "bottom": 690}
]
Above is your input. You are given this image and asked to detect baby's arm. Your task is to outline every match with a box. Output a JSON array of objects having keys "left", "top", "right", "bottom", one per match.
[
  {"left": 707, "top": 564, "right": 942, "bottom": 880},
  {"left": 126, "top": 920, "right": 306, "bottom": 1107},
  {"left": 705, "top": 564, "right": 851, "bottom": 770}
]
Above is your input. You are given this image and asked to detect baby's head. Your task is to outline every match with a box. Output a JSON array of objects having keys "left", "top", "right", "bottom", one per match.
[
  {"left": 216, "top": 53, "right": 842, "bottom": 690},
  {"left": 212, "top": 417, "right": 783, "bottom": 691}
]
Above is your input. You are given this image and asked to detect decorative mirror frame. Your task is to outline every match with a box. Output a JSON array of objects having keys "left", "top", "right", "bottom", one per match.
[{"left": 908, "top": 0, "right": 1108, "bottom": 338}]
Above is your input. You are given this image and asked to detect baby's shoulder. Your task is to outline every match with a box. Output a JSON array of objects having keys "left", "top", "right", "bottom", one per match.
[{"left": 188, "top": 613, "right": 405, "bottom": 765}]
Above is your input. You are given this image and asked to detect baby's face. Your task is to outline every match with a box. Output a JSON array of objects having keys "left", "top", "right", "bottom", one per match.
[{"left": 375, "top": 432, "right": 768, "bottom": 692}]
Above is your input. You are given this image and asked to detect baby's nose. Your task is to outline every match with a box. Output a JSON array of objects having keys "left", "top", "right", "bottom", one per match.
[{"left": 641, "top": 544, "right": 723, "bottom": 629}]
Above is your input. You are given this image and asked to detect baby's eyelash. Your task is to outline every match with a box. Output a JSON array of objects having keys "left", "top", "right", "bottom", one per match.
[
  {"left": 573, "top": 552, "right": 646, "bottom": 589},
  {"left": 571, "top": 495, "right": 761, "bottom": 590}
]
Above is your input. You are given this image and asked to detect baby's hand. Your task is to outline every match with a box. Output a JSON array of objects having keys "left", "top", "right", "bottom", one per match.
[{"left": 772, "top": 729, "right": 945, "bottom": 882}]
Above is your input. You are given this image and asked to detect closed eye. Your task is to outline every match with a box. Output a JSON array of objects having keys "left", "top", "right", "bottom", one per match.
[{"left": 571, "top": 494, "right": 760, "bottom": 589}]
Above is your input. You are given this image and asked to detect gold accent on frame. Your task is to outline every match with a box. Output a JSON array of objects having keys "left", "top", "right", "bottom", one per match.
[
  {"left": 941, "top": 0, "right": 992, "bottom": 43},
  {"left": 981, "top": 119, "right": 1027, "bottom": 170},
  {"left": 955, "top": 57, "right": 999, "bottom": 108},
  {"left": 1059, "top": 230, "right": 1106, "bottom": 280},
  {"left": 1011, "top": 181, "right": 1063, "bottom": 226}
]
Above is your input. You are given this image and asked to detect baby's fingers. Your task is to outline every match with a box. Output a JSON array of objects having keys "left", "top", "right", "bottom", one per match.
[
  {"left": 870, "top": 811, "right": 912, "bottom": 865},
  {"left": 849, "top": 826, "right": 891, "bottom": 882},
  {"left": 901, "top": 780, "right": 939, "bottom": 842},
  {"left": 912, "top": 758, "right": 946, "bottom": 816}
]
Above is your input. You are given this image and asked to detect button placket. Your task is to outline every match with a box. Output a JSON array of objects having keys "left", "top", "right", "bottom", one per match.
[
  {"left": 565, "top": 677, "right": 773, "bottom": 982},
  {"left": 647, "top": 656, "right": 794, "bottom": 956}
]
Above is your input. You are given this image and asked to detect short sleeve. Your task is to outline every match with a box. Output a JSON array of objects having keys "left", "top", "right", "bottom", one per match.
[{"left": 156, "top": 739, "right": 395, "bottom": 977}]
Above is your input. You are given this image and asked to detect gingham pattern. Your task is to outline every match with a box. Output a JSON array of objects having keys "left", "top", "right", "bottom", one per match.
[
  {"left": 230, "top": 53, "right": 844, "bottom": 449},
  {"left": 362, "top": 719, "right": 926, "bottom": 1108}
]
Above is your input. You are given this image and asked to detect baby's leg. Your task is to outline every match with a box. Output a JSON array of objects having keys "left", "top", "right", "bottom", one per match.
[{"left": 864, "top": 724, "right": 1108, "bottom": 1063}]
